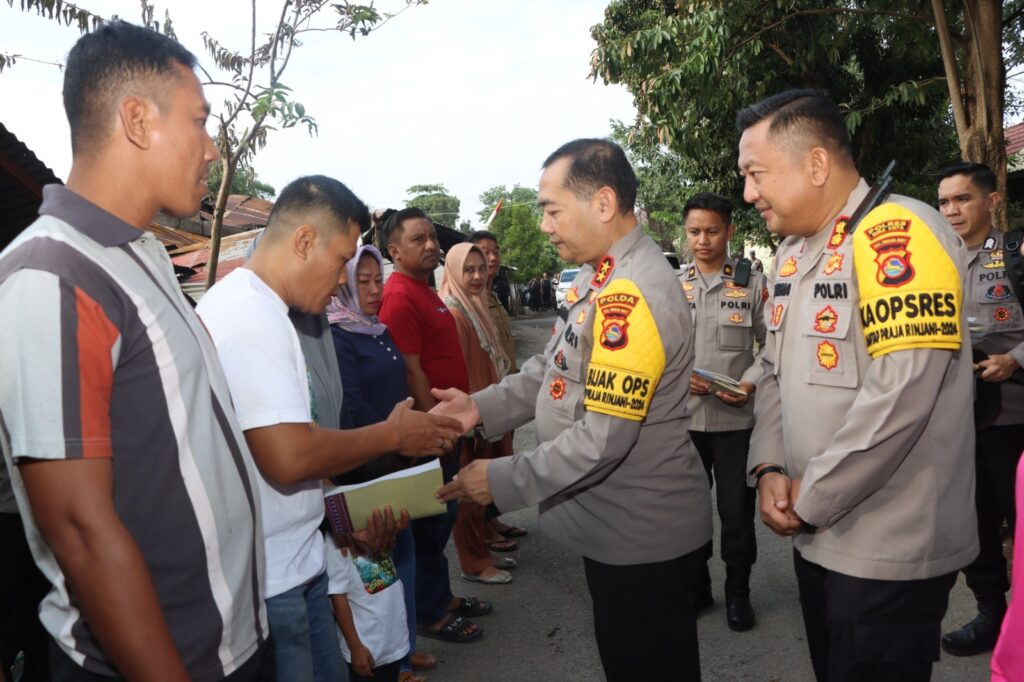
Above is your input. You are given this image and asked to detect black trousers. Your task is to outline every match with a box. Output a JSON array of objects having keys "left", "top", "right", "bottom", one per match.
[
  {"left": 794, "top": 549, "right": 955, "bottom": 682},
  {"left": 348, "top": 660, "right": 400, "bottom": 682},
  {"left": 690, "top": 430, "right": 757, "bottom": 571},
  {"left": 49, "top": 638, "right": 275, "bottom": 681},
  {"left": 583, "top": 548, "right": 703, "bottom": 682},
  {"left": 0, "top": 513, "right": 51, "bottom": 682},
  {"left": 964, "top": 423, "right": 1024, "bottom": 603}
]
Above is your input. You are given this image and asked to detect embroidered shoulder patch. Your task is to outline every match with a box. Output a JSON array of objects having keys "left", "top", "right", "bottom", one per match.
[
  {"left": 854, "top": 202, "right": 962, "bottom": 358},
  {"left": 584, "top": 278, "right": 665, "bottom": 421}
]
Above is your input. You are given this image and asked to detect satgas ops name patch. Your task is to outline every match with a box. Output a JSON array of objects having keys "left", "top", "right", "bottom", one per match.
[
  {"left": 853, "top": 203, "right": 962, "bottom": 358},
  {"left": 583, "top": 278, "right": 666, "bottom": 422}
]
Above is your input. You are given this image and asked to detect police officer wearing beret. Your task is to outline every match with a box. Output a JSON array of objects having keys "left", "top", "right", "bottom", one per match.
[
  {"left": 680, "top": 192, "right": 768, "bottom": 631},
  {"left": 434, "top": 138, "right": 712, "bottom": 681},
  {"left": 937, "top": 162, "right": 1024, "bottom": 657},
  {"left": 741, "top": 90, "right": 977, "bottom": 681}
]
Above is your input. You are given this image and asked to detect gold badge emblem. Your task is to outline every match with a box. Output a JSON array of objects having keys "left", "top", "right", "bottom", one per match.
[{"left": 816, "top": 340, "right": 839, "bottom": 371}]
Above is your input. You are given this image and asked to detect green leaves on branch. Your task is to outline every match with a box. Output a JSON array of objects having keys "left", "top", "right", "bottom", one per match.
[{"left": 251, "top": 83, "right": 318, "bottom": 136}]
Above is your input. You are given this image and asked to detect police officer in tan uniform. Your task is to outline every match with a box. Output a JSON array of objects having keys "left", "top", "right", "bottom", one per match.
[
  {"left": 434, "top": 139, "right": 712, "bottom": 681},
  {"left": 680, "top": 192, "right": 768, "bottom": 631},
  {"left": 937, "top": 162, "right": 1024, "bottom": 657},
  {"left": 740, "top": 90, "right": 977, "bottom": 682}
]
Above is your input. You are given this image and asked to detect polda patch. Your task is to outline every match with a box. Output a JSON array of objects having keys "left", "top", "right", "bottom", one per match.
[{"left": 816, "top": 340, "right": 839, "bottom": 371}]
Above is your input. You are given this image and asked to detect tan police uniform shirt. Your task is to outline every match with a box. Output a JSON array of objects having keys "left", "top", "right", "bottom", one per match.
[
  {"left": 965, "top": 229, "right": 1024, "bottom": 426},
  {"left": 681, "top": 258, "right": 768, "bottom": 432},
  {"left": 476, "top": 226, "right": 712, "bottom": 565},
  {"left": 748, "top": 179, "right": 978, "bottom": 581}
]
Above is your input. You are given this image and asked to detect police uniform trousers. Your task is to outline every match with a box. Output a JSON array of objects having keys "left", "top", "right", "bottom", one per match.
[
  {"left": 793, "top": 549, "right": 956, "bottom": 682},
  {"left": 964, "top": 423, "right": 1024, "bottom": 603},
  {"left": 690, "top": 430, "right": 757, "bottom": 573},
  {"left": 584, "top": 547, "right": 703, "bottom": 682}
]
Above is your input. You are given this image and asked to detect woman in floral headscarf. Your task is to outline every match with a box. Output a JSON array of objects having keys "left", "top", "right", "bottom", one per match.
[{"left": 439, "top": 243, "right": 515, "bottom": 584}]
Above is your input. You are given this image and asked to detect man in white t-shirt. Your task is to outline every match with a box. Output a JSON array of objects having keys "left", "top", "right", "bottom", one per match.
[{"left": 198, "top": 175, "right": 462, "bottom": 682}]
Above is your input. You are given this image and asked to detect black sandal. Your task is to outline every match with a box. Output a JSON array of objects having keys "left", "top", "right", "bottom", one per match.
[
  {"left": 450, "top": 595, "right": 493, "bottom": 617},
  {"left": 417, "top": 615, "right": 482, "bottom": 643}
]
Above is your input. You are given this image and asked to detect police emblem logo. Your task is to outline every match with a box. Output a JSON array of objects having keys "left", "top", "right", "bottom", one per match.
[
  {"left": 553, "top": 349, "right": 568, "bottom": 371},
  {"left": 591, "top": 255, "right": 615, "bottom": 288},
  {"left": 816, "top": 340, "right": 839, "bottom": 371},
  {"left": 823, "top": 252, "right": 844, "bottom": 275},
  {"left": 828, "top": 217, "right": 849, "bottom": 249},
  {"left": 549, "top": 376, "right": 567, "bottom": 401},
  {"left": 729, "top": 312, "right": 743, "bottom": 324},
  {"left": 779, "top": 256, "right": 798, "bottom": 277},
  {"left": 814, "top": 305, "right": 838, "bottom": 334},
  {"left": 565, "top": 287, "right": 579, "bottom": 304},
  {"left": 865, "top": 219, "right": 915, "bottom": 287},
  {"left": 986, "top": 284, "right": 1012, "bottom": 301},
  {"left": 990, "top": 249, "right": 1004, "bottom": 261},
  {"left": 995, "top": 307, "right": 1011, "bottom": 322},
  {"left": 596, "top": 291, "right": 637, "bottom": 351},
  {"left": 724, "top": 290, "right": 747, "bottom": 299},
  {"left": 771, "top": 303, "right": 784, "bottom": 326}
]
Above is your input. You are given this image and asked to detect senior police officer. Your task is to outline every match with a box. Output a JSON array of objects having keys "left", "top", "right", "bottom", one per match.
[
  {"left": 741, "top": 90, "right": 977, "bottom": 682},
  {"left": 434, "top": 138, "right": 712, "bottom": 681},
  {"left": 937, "top": 162, "right": 1024, "bottom": 657},
  {"left": 680, "top": 192, "right": 768, "bottom": 631}
]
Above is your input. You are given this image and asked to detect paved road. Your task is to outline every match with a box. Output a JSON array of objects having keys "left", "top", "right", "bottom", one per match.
[{"left": 423, "top": 313, "right": 993, "bottom": 681}]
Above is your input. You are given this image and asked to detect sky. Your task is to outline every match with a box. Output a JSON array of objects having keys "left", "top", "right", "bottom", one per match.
[{"left": 0, "top": 0, "right": 638, "bottom": 228}]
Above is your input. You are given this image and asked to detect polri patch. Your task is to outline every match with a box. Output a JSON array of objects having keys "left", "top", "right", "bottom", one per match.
[
  {"left": 986, "top": 284, "right": 1012, "bottom": 301},
  {"left": 814, "top": 305, "right": 838, "bottom": 334},
  {"left": 823, "top": 252, "right": 844, "bottom": 275}
]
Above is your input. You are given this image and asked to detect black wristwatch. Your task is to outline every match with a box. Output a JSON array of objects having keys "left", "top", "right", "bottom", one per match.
[{"left": 754, "top": 465, "right": 787, "bottom": 485}]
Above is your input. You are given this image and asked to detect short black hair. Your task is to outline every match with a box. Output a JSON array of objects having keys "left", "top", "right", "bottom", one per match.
[
  {"left": 468, "top": 230, "right": 498, "bottom": 244},
  {"left": 63, "top": 20, "right": 197, "bottom": 156},
  {"left": 736, "top": 89, "right": 853, "bottom": 161},
  {"left": 684, "top": 192, "right": 733, "bottom": 224},
  {"left": 938, "top": 162, "right": 997, "bottom": 195},
  {"left": 542, "top": 139, "right": 637, "bottom": 214},
  {"left": 381, "top": 207, "right": 430, "bottom": 245},
  {"left": 266, "top": 175, "right": 368, "bottom": 237}
]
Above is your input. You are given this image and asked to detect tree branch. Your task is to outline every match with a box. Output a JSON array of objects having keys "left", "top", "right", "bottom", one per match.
[
  {"left": 220, "top": 0, "right": 259, "bottom": 131},
  {"left": 930, "top": 0, "right": 969, "bottom": 152},
  {"left": 1004, "top": 5, "right": 1024, "bottom": 27}
]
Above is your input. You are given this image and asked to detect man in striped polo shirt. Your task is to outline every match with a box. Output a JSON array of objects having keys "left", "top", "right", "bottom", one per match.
[{"left": 0, "top": 22, "right": 270, "bottom": 681}]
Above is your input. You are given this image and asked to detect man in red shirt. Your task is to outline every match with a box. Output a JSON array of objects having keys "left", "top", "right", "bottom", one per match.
[{"left": 378, "top": 208, "right": 486, "bottom": 644}]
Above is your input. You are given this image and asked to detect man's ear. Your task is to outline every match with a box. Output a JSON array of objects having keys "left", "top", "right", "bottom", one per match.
[
  {"left": 119, "top": 96, "right": 154, "bottom": 150},
  {"left": 386, "top": 241, "right": 400, "bottom": 262},
  {"left": 727, "top": 223, "right": 737, "bottom": 241},
  {"left": 293, "top": 224, "right": 317, "bottom": 259},
  {"left": 986, "top": 191, "right": 1003, "bottom": 213},
  {"left": 592, "top": 186, "right": 619, "bottom": 223},
  {"left": 808, "top": 147, "right": 831, "bottom": 188}
]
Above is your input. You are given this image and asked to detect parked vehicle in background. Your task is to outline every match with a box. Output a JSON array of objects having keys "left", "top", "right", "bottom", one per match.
[{"left": 555, "top": 268, "right": 581, "bottom": 307}]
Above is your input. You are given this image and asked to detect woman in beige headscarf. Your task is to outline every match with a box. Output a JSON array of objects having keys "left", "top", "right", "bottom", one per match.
[{"left": 440, "top": 243, "right": 515, "bottom": 583}]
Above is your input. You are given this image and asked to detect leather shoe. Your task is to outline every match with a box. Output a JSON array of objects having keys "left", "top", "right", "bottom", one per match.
[
  {"left": 941, "top": 609, "right": 1004, "bottom": 656},
  {"left": 726, "top": 593, "right": 755, "bottom": 631}
]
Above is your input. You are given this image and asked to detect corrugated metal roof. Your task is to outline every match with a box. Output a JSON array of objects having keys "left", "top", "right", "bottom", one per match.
[
  {"left": 1007, "top": 122, "right": 1024, "bottom": 158},
  {"left": 170, "top": 228, "right": 264, "bottom": 291},
  {"left": 199, "top": 194, "right": 273, "bottom": 229},
  {"left": 147, "top": 222, "right": 209, "bottom": 249}
]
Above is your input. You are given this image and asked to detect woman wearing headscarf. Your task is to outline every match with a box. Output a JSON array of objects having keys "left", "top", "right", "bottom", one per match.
[
  {"left": 439, "top": 243, "right": 515, "bottom": 584},
  {"left": 327, "top": 244, "right": 456, "bottom": 681}
]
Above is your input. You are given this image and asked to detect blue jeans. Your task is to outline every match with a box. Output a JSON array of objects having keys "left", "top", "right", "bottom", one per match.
[
  {"left": 265, "top": 571, "right": 346, "bottom": 682},
  {"left": 412, "top": 454, "right": 460, "bottom": 624},
  {"left": 392, "top": 525, "right": 416, "bottom": 671}
]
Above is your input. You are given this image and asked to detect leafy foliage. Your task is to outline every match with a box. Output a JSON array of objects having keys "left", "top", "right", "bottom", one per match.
[
  {"left": 207, "top": 160, "right": 276, "bottom": 199},
  {"left": 494, "top": 203, "right": 561, "bottom": 281},
  {"left": 406, "top": 183, "right": 460, "bottom": 226},
  {"left": 476, "top": 184, "right": 541, "bottom": 223}
]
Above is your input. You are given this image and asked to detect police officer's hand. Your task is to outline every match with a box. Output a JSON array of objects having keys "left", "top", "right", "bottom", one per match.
[
  {"left": 436, "top": 460, "right": 492, "bottom": 505},
  {"left": 387, "top": 398, "right": 462, "bottom": 456},
  {"left": 978, "top": 354, "right": 1020, "bottom": 383},
  {"left": 715, "top": 382, "right": 755, "bottom": 407},
  {"left": 429, "top": 388, "right": 480, "bottom": 435},
  {"left": 689, "top": 374, "right": 712, "bottom": 396},
  {"left": 756, "top": 468, "right": 802, "bottom": 536}
]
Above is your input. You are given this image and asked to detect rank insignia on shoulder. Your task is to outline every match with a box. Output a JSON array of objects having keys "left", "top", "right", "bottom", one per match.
[
  {"left": 553, "top": 349, "right": 568, "bottom": 371},
  {"left": 816, "top": 340, "right": 839, "bottom": 371},
  {"left": 724, "top": 264, "right": 733, "bottom": 277},
  {"left": 823, "top": 252, "right": 844, "bottom": 275},
  {"left": 565, "top": 287, "right": 579, "bottom": 304},
  {"left": 549, "top": 376, "right": 567, "bottom": 401},
  {"left": 591, "top": 255, "right": 615, "bottom": 288},
  {"left": 779, "top": 256, "right": 798, "bottom": 277},
  {"left": 983, "top": 236, "right": 998, "bottom": 250},
  {"left": 828, "top": 217, "right": 850, "bottom": 249},
  {"left": 687, "top": 265, "right": 696, "bottom": 278}
]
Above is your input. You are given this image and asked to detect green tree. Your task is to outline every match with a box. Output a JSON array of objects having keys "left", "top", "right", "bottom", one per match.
[
  {"left": 406, "top": 183, "right": 460, "bottom": 226},
  {"left": 497, "top": 204, "right": 559, "bottom": 280},
  {"left": 476, "top": 184, "right": 541, "bottom": 223},
  {"left": 591, "top": 0, "right": 1022, "bottom": 232},
  {"left": 207, "top": 160, "right": 276, "bottom": 199}
]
